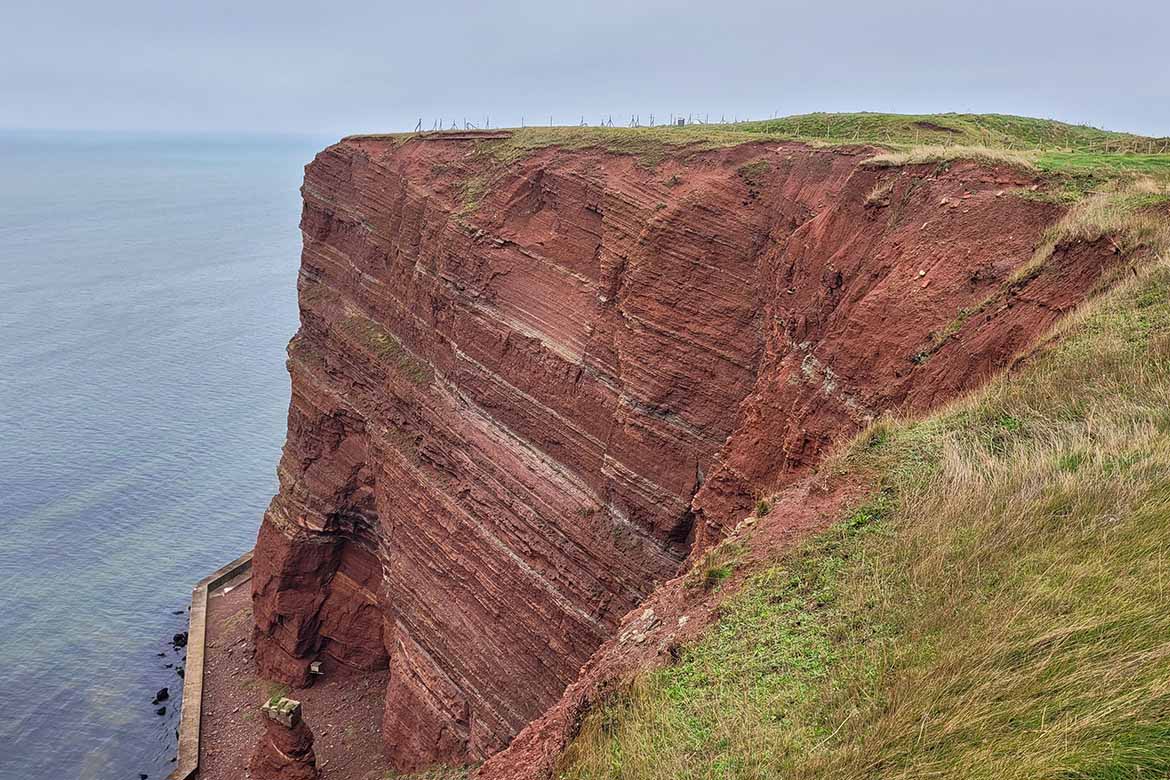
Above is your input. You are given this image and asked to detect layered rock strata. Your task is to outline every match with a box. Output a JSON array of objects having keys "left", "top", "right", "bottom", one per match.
[{"left": 252, "top": 133, "right": 1120, "bottom": 771}]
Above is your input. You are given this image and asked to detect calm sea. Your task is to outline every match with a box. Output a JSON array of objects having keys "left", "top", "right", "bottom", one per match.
[{"left": 0, "top": 131, "right": 326, "bottom": 779}]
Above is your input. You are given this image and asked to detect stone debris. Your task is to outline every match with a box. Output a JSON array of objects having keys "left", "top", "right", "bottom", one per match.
[{"left": 619, "top": 607, "right": 660, "bottom": 644}]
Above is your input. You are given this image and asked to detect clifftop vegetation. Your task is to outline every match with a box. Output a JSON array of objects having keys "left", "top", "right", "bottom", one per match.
[{"left": 356, "top": 112, "right": 1170, "bottom": 189}]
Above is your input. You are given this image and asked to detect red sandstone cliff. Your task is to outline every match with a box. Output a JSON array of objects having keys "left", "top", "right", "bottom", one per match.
[{"left": 251, "top": 132, "right": 1121, "bottom": 773}]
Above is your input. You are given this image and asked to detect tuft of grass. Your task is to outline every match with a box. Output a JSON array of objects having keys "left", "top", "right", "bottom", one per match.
[
  {"left": 558, "top": 252, "right": 1170, "bottom": 779},
  {"left": 864, "top": 178, "right": 897, "bottom": 207},
  {"left": 338, "top": 315, "right": 434, "bottom": 386},
  {"left": 264, "top": 681, "right": 290, "bottom": 705},
  {"left": 458, "top": 175, "right": 488, "bottom": 215},
  {"left": 754, "top": 499, "right": 772, "bottom": 517},
  {"left": 1008, "top": 186, "right": 1084, "bottom": 206},
  {"left": 736, "top": 159, "right": 772, "bottom": 188},
  {"left": 688, "top": 540, "right": 746, "bottom": 592}
]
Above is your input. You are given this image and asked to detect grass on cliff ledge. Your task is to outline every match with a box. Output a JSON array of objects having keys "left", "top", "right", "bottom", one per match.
[
  {"left": 557, "top": 243, "right": 1170, "bottom": 777},
  {"left": 338, "top": 314, "right": 434, "bottom": 386}
]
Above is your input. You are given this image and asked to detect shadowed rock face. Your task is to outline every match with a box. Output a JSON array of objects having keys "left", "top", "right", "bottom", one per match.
[{"left": 252, "top": 135, "right": 1118, "bottom": 772}]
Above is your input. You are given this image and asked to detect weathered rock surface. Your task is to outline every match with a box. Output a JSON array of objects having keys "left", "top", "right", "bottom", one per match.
[{"left": 252, "top": 133, "right": 1122, "bottom": 772}]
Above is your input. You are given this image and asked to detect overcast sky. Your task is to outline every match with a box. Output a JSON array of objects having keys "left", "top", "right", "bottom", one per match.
[{"left": 3, "top": 0, "right": 1168, "bottom": 138}]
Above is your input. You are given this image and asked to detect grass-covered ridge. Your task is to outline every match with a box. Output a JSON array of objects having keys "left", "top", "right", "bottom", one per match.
[
  {"left": 357, "top": 112, "right": 1168, "bottom": 157},
  {"left": 557, "top": 243, "right": 1170, "bottom": 776},
  {"left": 353, "top": 113, "right": 1170, "bottom": 206},
  {"left": 736, "top": 112, "right": 1168, "bottom": 154}
]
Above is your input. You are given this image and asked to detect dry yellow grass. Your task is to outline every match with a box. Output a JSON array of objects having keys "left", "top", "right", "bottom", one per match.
[{"left": 863, "top": 145, "right": 1038, "bottom": 170}]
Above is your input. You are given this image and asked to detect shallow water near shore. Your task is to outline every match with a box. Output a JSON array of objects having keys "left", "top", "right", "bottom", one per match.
[{"left": 0, "top": 131, "right": 325, "bottom": 780}]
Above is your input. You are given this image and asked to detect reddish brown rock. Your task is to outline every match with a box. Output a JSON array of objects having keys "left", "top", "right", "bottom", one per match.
[
  {"left": 477, "top": 473, "right": 866, "bottom": 780},
  {"left": 249, "top": 698, "right": 319, "bottom": 780},
  {"left": 251, "top": 133, "right": 1124, "bottom": 773}
]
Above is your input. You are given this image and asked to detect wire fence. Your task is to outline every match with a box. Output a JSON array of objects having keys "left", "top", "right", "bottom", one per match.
[{"left": 414, "top": 112, "right": 750, "bottom": 132}]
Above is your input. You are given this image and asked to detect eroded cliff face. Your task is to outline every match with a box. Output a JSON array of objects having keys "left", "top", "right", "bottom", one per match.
[{"left": 251, "top": 133, "right": 1119, "bottom": 772}]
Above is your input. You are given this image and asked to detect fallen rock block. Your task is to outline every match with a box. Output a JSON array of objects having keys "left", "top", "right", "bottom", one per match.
[{"left": 249, "top": 697, "right": 319, "bottom": 780}]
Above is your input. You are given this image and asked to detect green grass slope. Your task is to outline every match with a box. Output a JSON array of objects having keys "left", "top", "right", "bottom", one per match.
[
  {"left": 735, "top": 112, "right": 1169, "bottom": 153},
  {"left": 557, "top": 234, "right": 1170, "bottom": 774}
]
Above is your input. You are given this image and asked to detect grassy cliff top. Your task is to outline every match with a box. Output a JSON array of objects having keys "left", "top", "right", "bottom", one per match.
[
  {"left": 352, "top": 112, "right": 1170, "bottom": 186},
  {"left": 736, "top": 112, "right": 1168, "bottom": 152}
]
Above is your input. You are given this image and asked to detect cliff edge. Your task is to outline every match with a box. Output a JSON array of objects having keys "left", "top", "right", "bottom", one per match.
[{"left": 249, "top": 123, "right": 1136, "bottom": 773}]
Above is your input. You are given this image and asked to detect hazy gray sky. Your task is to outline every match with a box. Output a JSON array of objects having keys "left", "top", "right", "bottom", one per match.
[{"left": 4, "top": 0, "right": 1168, "bottom": 137}]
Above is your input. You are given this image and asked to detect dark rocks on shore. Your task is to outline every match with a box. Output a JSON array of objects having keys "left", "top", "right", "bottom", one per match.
[
  {"left": 155, "top": 706, "right": 166, "bottom": 716},
  {"left": 152, "top": 687, "right": 169, "bottom": 704},
  {"left": 171, "top": 631, "right": 188, "bottom": 649}
]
